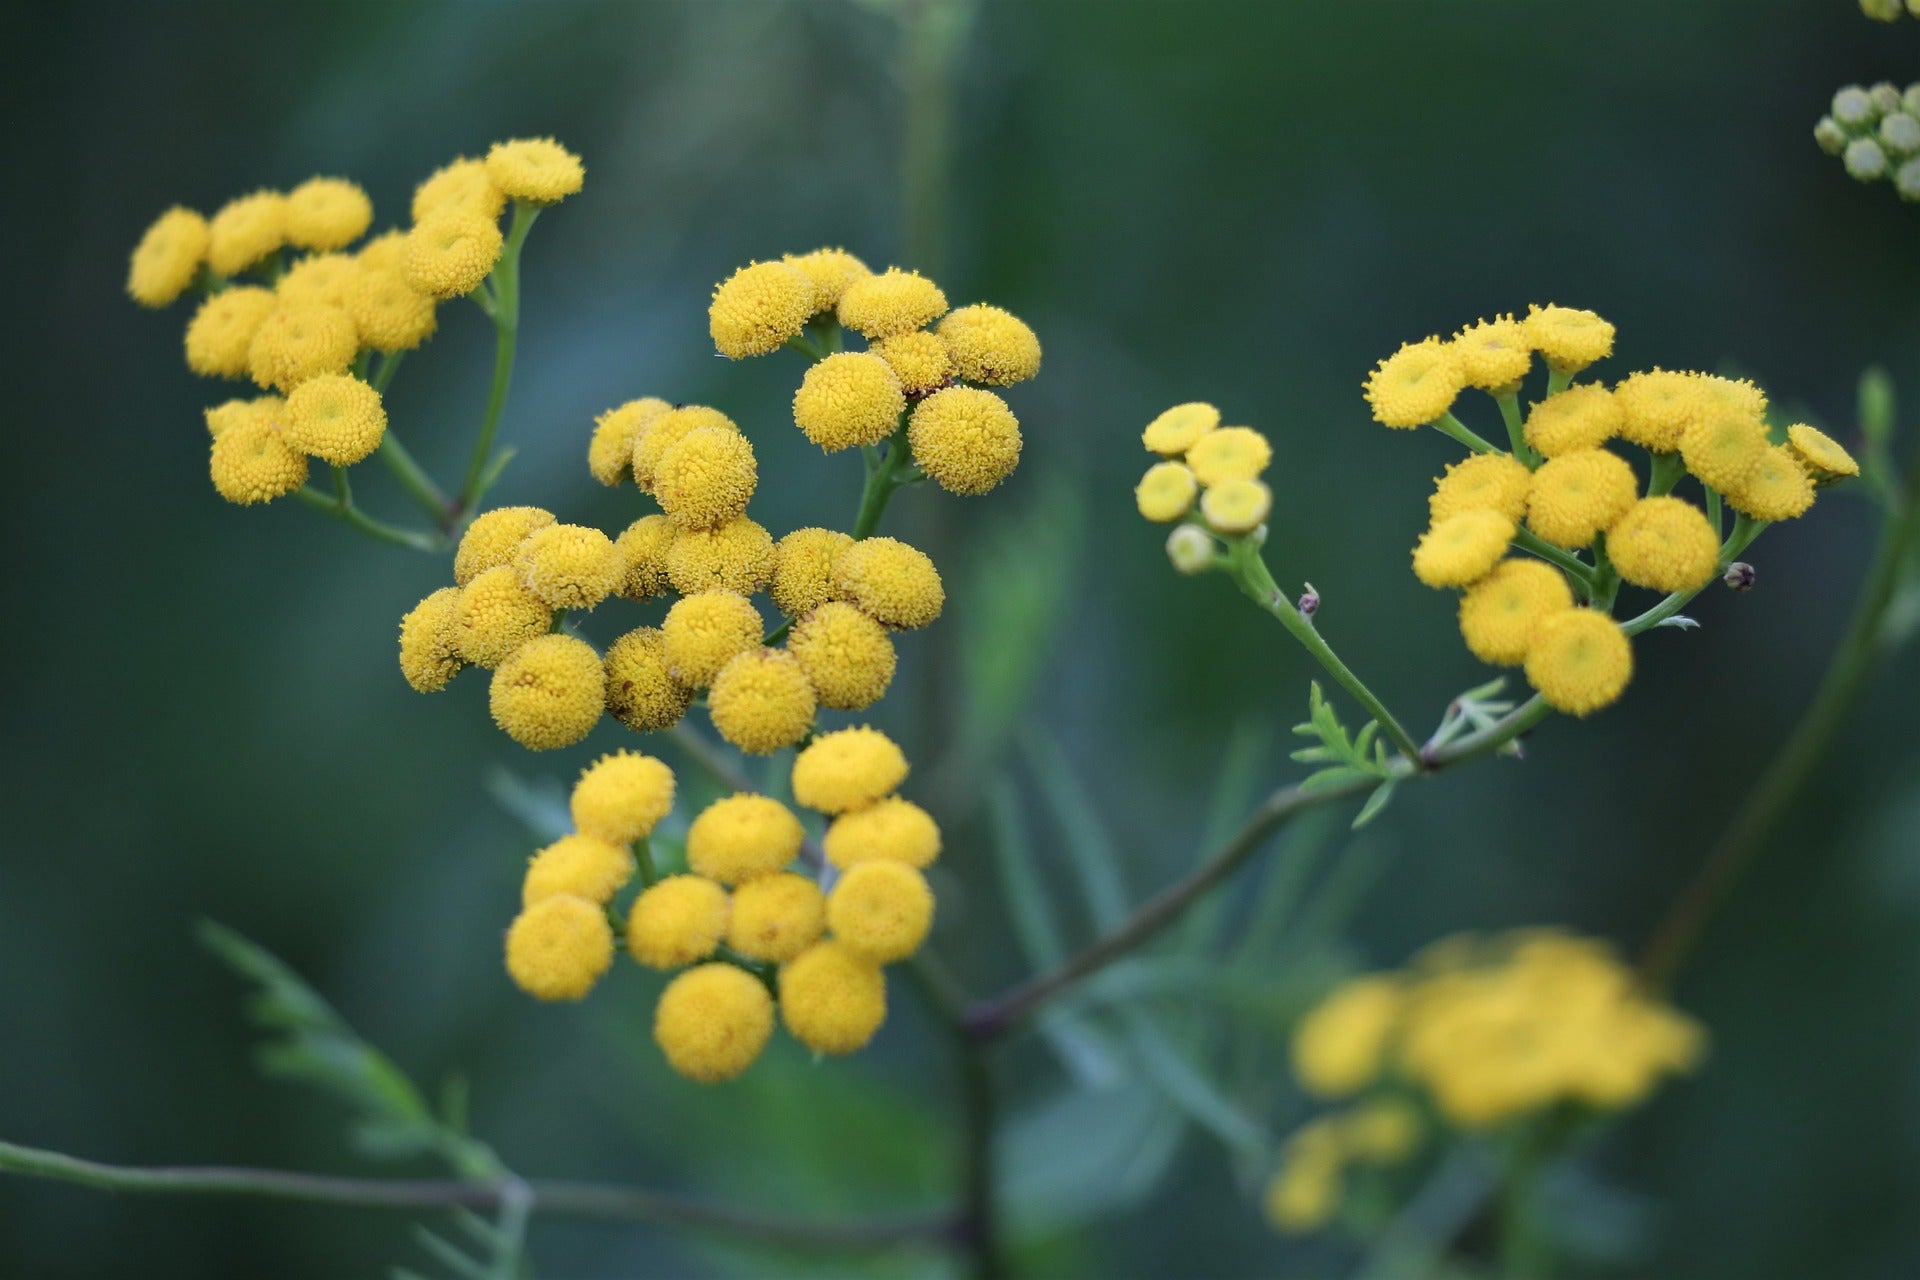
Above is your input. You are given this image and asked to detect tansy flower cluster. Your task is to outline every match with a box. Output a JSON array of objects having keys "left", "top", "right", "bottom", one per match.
[
  {"left": 1265, "top": 930, "right": 1704, "bottom": 1234},
  {"left": 1134, "top": 403, "right": 1275, "bottom": 551},
  {"left": 1814, "top": 80, "right": 1920, "bottom": 202}
]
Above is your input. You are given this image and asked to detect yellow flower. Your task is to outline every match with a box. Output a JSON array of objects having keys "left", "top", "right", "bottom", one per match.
[
  {"left": 505, "top": 894, "right": 612, "bottom": 1002},
  {"left": 654, "top": 963, "right": 774, "bottom": 1083},
  {"left": 1451, "top": 315, "right": 1531, "bottom": 392},
  {"left": 1200, "top": 478, "right": 1272, "bottom": 534},
  {"left": 603, "top": 626, "right": 695, "bottom": 733},
  {"left": 128, "top": 207, "right": 209, "bottom": 307},
  {"left": 570, "top": 750, "right": 676, "bottom": 845},
  {"left": 661, "top": 591, "right": 765, "bottom": 688},
  {"left": 779, "top": 940, "right": 887, "bottom": 1055},
  {"left": 1341, "top": 1098, "right": 1424, "bottom": 1165},
  {"left": 907, "top": 386, "right": 1022, "bottom": 494},
  {"left": 515, "top": 523, "right": 622, "bottom": 610},
  {"left": 1292, "top": 976, "right": 1403, "bottom": 1098},
  {"left": 791, "top": 726, "right": 908, "bottom": 814},
  {"left": 615, "top": 513, "right": 677, "bottom": 601},
  {"left": 729, "top": 873, "right": 828, "bottom": 964},
  {"left": 1457, "top": 559, "right": 1574, "bottom": 666},
  {"left": 708, "top": 649, "right": 817, "bottom": 755},
  {"left": 208, "top": 416, "right": 308, "bottom": 505},
  {"left": 1141, "top": 402, "right": 1220, "bottom": 456},
  {"left": 1786, "top": 423, "right": 1859, "bottom": 486},
  {"left": 782, "top": 247, "right": 871, "bottom": 310},
  {"left": 788, "top": 601, "right": 897, "bottom": 711},
  {"left": 398, "top": 586, "right": 465, "bottom": 692},
  {"left": 184, "top": 286, "right": 278, "bottom": 379},
  {"left": 1524, "top": 609, "right": 1632, "bottom": 715},
  {"left": 454, "top": 566, "right": 552, "bottom": 667},
  {"left": 664, "top": 517, "right": 776, "bottom": 596},
  {"left": 827, "top": 861, "right": 933, "bottom": 963},
  {"left": 356, "top": 229, "right": 408, "bottom": 275},
  {"left": 246, "top": 304, "right": 357, "bottom": 392},
  {"left": 1522, "top": 304, "right": 1614, "bottom": 374},
  {"left": 1613, "top": 368, "right": 1704, "bottom": 453},
  {"left": 823, "top": 796, "right": 941, "bottom": 870},
  {"left": 770, "top": 527, "right": 854, "bottom": 618},
  {"left": 204, "top": 395, "right": 283, "bottom": 440},
  {"left": 1135, "top": 462, "right": 1199, "bottom": 523},
  {"left": 687, "top": 793, "right": 805, "bottom": 884},
  {"left": 1724, "top": 445, "right": 1814, "bottom": 521},
  {"left": 345, "top": 265, "right": 437, "bottom": 353},
  {"left": 1428, "top": 452, "right": 1531, "bottom": 524},
  {"left": 655, "top": 426, "right": 759, "bottom": 529},
  {"left": 709, "top": 259, "right": 817, "bottom": 358},
  {"left": 455, "top": 506, "right": 555, "bottom": 586},
  {"left": 793, "top": 352, "right": 907, "bottom": 452},
  {"left": 626, "top": 875, "right": 730, "bottom": 969},
  {"left": 522, "top": 834, "right": 635, "bottom": 906},
  {"left": 1363, "top": 338, "right": 1462, "bottom": 428},
  {"left": 632, "top": 405, "right": 740, "bottom": 491},
  {"left": 838, "top": 267, "right": 948, "bottom": 338},
  {"left": 412, "top": 156, "right": 506, "bottom": 223},
  {"left": 284, "top": 177, "right": 373, "bottom": 251},
  {"left": 485, "top": 137, "right": 584, "bottom": 205},
  {"left": 1525, "top": 449, "right": 1638, "bottom": 549},
  {"left": 835, "top": 536, "right": 943, "bottom": 629},
  {"left": 207, "top": 190, "right": 288, "bottom": 276},
  {"left": 936, "top": 304, "right": 1042, "bottom": 386},
  {"left": 589, "top": 397, "right": 671, "bottom": 486},
  {"left": 870, "top": 330, "right": 953, "bottom": 395},
  {"left": 1412, "top": 511, "right": 1515, "bottom": 588},
  {"left": 1607, "top": 497, "right": 1719, "bottom": 593},
  {"left": 1678, "top": 404, "right": 1770, "bottom": 494},
  {"left": 277, "top": 253, "right": 360, "bottom": 311},
  {"left": 1263, "top": 1144, "right": 1343, "bottom": 1235},
  {"left": 1186, "top": 426, "right": 1271, "bottom": 486},
  {"left": 404, "top": 208, "right": 503, "bottom": 299},
  {"left": 283, "top": 373, "right": 386, "bottom": 465},
  {"left": 490, "top": 634, "right": 605, "bottom": 749},
  {"left": 1524, "top": 384, "right": 1622, "bottom": 458},
  {"left": 1690, "top": 372, "right": 1768, "bottom": 423}
]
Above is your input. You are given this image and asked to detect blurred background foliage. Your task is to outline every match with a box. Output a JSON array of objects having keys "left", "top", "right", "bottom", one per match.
[{"left": 4, "top": 1, "right": 1919, "bottom": 1277}]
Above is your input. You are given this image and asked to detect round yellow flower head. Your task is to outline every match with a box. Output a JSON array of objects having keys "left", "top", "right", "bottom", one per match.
[
  {"left": 782, "top": 247, "right": 871, "bottom": 310},
  {"left": 356, "top": 229, "right": 407, "bottom": 275},
  {"left": 1524, "top": 384, "right": 1623, "bottom": 458},
  {"left": 1428, "top": 453, "right": 1531, "bottom": 525},
  {"left": 654, "top": 963, "right": 774, "bottom": 1084},
  {"left": 207, "top": 190, "right": 288, "bottom": 276},
  {"left": 1201, "top": 478, "right": 1272, "bottom": 535},
  {"left": 204, "top": 395, "right": 283, "bottom": 440},
  {"left": 838, "top": 267, "right": 948, "bottom": 338},
  {"left": 788, "top": 602, "right": 897, "bottom": 711},
  {"left": 1364, "top": 338, "right": 1463, "bottom": 428},
  {"left": 1523, "top": 304, "right": 1614, "bottom": 374},
  {"left": 661, "top": 590, "right": 764, "bottom": 688},
  {"left": 626, "top": 875, "right": 730, "bottom": 970},
  {"left": 455, "top": 506, "right": 555, "bottom": 586},
  {"left": 1292, "top": 976, "right": 1403, "bottom": 1098},
  {"left": 1412, "top": 511, "right": 1515, "bottom": 589},
  {"left": 283, "top": 373, "right": 386, "bottom": 465},
  {"left": 404, "top": 208, "right": 503, "bottom": 299},
  {"left": 128, "top": 207, "right": 209, "bottom": 307},
  {"left": 571, "top": 750, "right": 676, "bottom": 844},
  {"left": 345, "top": 266, "right": 437, "bottom": 353},
  {"left": 285, "top": 177, "right": 373, "bottom": 251},
  {"left": 1691, "top": 373, "right": 1768, "bottom": 423},
  {"left": 490, "top": 634, "right": 605, "bottom": 749},
  {"left": 1525, "top": 609, "right": 1632, "bottom": 715},
  {"left": 1142, "top": 402, "right": 1220, "bottom": 456},
  {"left": 827, "top": 861, "right": 933, "bottom": 963},
  {"left": 908, "top": 386, "right": 1022, "bottom": 494},
  {"left": 1264, "top": 1140, "right": 1343, "bottom": 1235},
  {"left": 247, "top": 304, "right": 357, "bottom": 392},
  {"left": 1725, "top": 445, "right": 1815, "bottom": 521},
  {"left": 770, "top": 527, "right": 854, "bottom": 618},
  {"left": 485, "top": 137, "right": 584, "bottom": 205},
  {"left": 686, "top": 793, "right": 805, "bottom": 884},
  {"left": 1608, "top": 497, "right": 1720, "bottom": 593},
  {"left": 1678, "top": 404, "right": 1769, "bottom": 494},
  {"left": 835, "top": 537, "right": 943, "bottom": 629},
  {"left": 1457, "top": 559, "right": 1575, "bottom": 666},
  {"left": 209, "top": 416, "right": 308, "bottom": 505},
  {"left": 709, "top": 260, "right": 817, "bottom": 358},
  {"left": 823, "top": 796, "right": 941, "bottom": 870},
  {"left": 522, "top": 834, "right": 635, "bottom": 907},
  {"left": 277, "top": 253, "right": 362, "bottom": 310},
  {"left": 665, "top": 517, "right": 776, "bottom": 596},
  {"left": 708, "top": 649, "right": 817, "bottom": 755},
  {"left": 515, "top": 523, "right": 621, "bottom": 611},
  {"left": 1136, "top": 462, "right": 1199, "bottom": 523},
  {"left": 1525, "top": 449, "right": 1638, "bottom": 549},
  {"left": 505, "top": 894, "right": 613, "bottom": 1002},
  {"left": 729, "top": 873, "right": 828, "bottom": 963},
  {"left": 936, "top": 304, "right": 1042, "bottom": 386},
  {"left": 793, "top": 352, "right": 907, "bottom": 452},
  {"left": 1612, "top": 368, "right": 1705, "bottom": 453},
  {"left": 1186, "top": 427, "right": 1271, "bottom": 486},
  {"left": 870, "top": 330, "right": 954, "bottom": 395},
  {"left": 615, "top": 513, "right": 676, "bottom": 601},
  {"left": 185, "top": 286, "right": 278, "bottom": 379},
  {"left": 632, "top": 405, "right": 739, "bottom": 491},
  {"left": 412, "top": 157, "right": 506, "bottom": 223},
  {"left": 604, "top": 626, "right": 695, "bottom": 732},
  {"left": 1785, "top": 423, "right": 1860, "bottom": 487},
  {"left": 780, "top": 940, "right": 887, "bottom": 1055},
  {"left": 398, "top": 586, "right": 464, "bottom": 693},
  {"left": 454, "top": 566, "right": 552, "bottom": 667},
  {"left": 791, "top": 726, "right": 909, "bottom": 814},
  {"left": 590, "top": 397, "right": 672, "bottom": 486},
  {"left": 1343, "top": 1098, "right": 1425, "bottom": 1165},
  {"left": 656, "top": 426, "right": 759, "bottom": 530},
  {"left": 1451, "top": 315, "right": 1531, "bottom": 392}
]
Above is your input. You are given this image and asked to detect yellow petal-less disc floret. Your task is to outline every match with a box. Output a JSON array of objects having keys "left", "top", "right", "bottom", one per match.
[
  {"left": 1613, "top": 369, "right": 1704, "bottom": 453},
  {"left": 782, "top": 247, "right": 871, "bottom": 311},
  {"left": 590, "top": 397, "right": 671, "bottom": 486},
  {"left": 664, "top": 517, "right": 775, "bottom": 596},
  {"left": 708, "top": 649, "right": 817, "bottom": 755},
  {"left": 1451, "top": 316, "right": 1531, "bottom": 392},
  {"left": 185, "top": 286, "right": 278, "bottom": 379},
  {"left": 247, "top": 304, "right": 357, "bottom": 392},
  {"left": 1201, "top": 478, "right": 1272, "bottom": 535},
  {"left": 1678, "top": 404, "right": 1769, "bottom": 494},
  {"left": 1291, "top": 976, "right": 1404, "bottom": 1099},
  {"left": 1457, "top": 559, "right": 1575, "bottom": 666},
  {"left": 207, "top": 190, "right": 288, "bottom": 276},
  {"left": 485, "top": 137, "right": 584, "bottom": 205},
  {"left": 1412, "top": 511, "right": 1516, "bottom": 588},
  {"left": 626, "top": 875, "right": 730, "bottom": 970},
  {"left": 1187, "top": 426, "right": 1272, "bottom": 486},
  {"left": 870, "top": 331, "right": 954, "bottom": 395},
  {"left": 661, "top": 591, "right": 765, "bottom": 688},
  {"left": 404, "top": 208, "right": 503, "bottom": 299},
  {"left": 570, "top": 750, "right": 676, "bottom": 844},
  {"left": 1724, "top": 445, "right": 1814, "bottom": 521},
  {"left": 209, "top": 417, "right": 309, "bottom": 505},
  {"left": 282, "top": 373, "right": 386, "bottom": 465},
  {"left": 936, "top": 304, "right": 1042, "bottom": 386},
  {"left": 522, "top": 834, "right": 635, "bottom": 907},
  {"left": 345, "top": 265, "right": 437, "bottom": 353},
  {"left": 275, "top": 253, "right": 361, "bottom": 310},
  {"left": 1142, "top": 402, "right": 1220, "bottom": 455},
  {"left": 1785, "top": 423, "right": 1859, "bottom": 487},
  {"left": 489, "top": 634, "right": 605, "bottom": 749},
  {"left": 655, "top": 426, "right": 759, "bottom": 529},
  {"left": 1524, "top": 385, "right": 1623, "bottom": 459},
  {"left": 356, "top": 229, "right": 407, "bottom": 276},
  {"left": 837, "top": 267, "right": 948, "bottom": 338},
  {"left": 285, "top": 177, "right": 373, "bottom": 251},
  {"left": 1607, "top": 497, "right": 1720, "bottom": 593},
  {"left": 686, "top": 793, "right": 805, "bottom": 884},
  {"left": 1525, "top": 449, "right": 1638, "bottom": 549},
  {"left": 823, "top": 796, "right": 941, "bottom": 870},
  {"left": 835, "top": 537, "right": 943, "bottom": 629},
  {"left": 615, "top": 514, "right": 676, "bottom": 601},
  {"left": 793, "top": 352, "right": 907, "bottom": 452},
  {"left": 1136, "top": 462, "right": 1199, "bottom": 523},
  {"left": 827, "top": 861, "right": 933, "bottom": 963},
  {"left": 632, "top": 405, "right": 739, "bottom": 492},
  {"left": 709, "top": 259, "right": 817, "bottom": 358},
  {"left": 1428, "top": 453, "right": 1532, "bottom": 524},
  {"left": 505, "top": 894, "right": 613, "bottom": 1002},
  {"left": 780, "top": 940, "right": 887, "bottom": 1055},
  {"left": 128, "top": 207, "right": 209, "bottom": 307},
  {"left": 412, "top": 156, "right": 507, "bottom": 223},
  {"left": 604, "top": 627, "right": 694, "bottom": 733},
  {"left": 1523, "top": 304, "right": 1614, "bottom": 375},
  {"left": 398, "top": 586, "right": 465, "bottom": 693},
  {"left": 454, "top": 566, "right": 553, "bottom": 667},
  {"left": 907, "top": 386, "right": 1022, "bottom": 495},
  {"left": 788, "top": 602, "right": 897, "bottom": 711},
  {"left": 1691, "top": 372, "right": 1768, "bottom": 423},
  {"left": 1264, "top": 1141, "right": 1344, "bottom": 1235},
  {"left": 1364, "top": 338, "right": 1462, "bottom": 428},
  {"left": 728, "top": 873, "right": 827, "bottom": 963},
  {"left": 514, "top": 523, "right": 621, "bottom": 610},
  {"left": 1524, "top": 609, "right": 1633, "bottom": 715},
  {"left": 455, "top": 506, "right": 555, "bottom": 586},
  {"left": 654, "top": 963, "right": 774, "bottom": 1083},
  {"left": 791, "top": 727, "right": 909, "bottom": 814},
  {"left": 205, "top": 395, "right": 283, "bottom": 440},
  {"left": 770, "top": 527, "right": 853, "bottom": 618}
]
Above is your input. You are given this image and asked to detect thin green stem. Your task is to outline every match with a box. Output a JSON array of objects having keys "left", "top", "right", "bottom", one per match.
[
  {"left": 1496, "top": 1122, "right": 1555, "bottom": 1280},
  {"left": 371, "top": 350, "right": 406, "bottom": 394},
  {"left": 1433, "top": 411, "right": 1501, "bottom": 456},
  {"left": 1588, "top": 534, "right": 1620, "bottom": 613},
  {"left": 1545, "top": 367, "right": 1572, "bottom": 398},
  {"left": 1706, "top": 486, "right": 1723, "bottom": 537},
  {"left": 1647, "top": 451, "right": 1686, "bottom": 498},
  {"left": 1511, "top": 528, "right": 1596, "bottom": 591},
  {"left": 378, "top": 434, "right": 454, "bottom": 527},
  {"left": 1620, "top": 512, "right": 1767, "bottom": 635},
  {"left": 294, "top": 486, "right": 446, "bottom": 554},
  {"left": 456, "top": 202, "right": 539, "bottom": 516},
  {"left": 633, "top": 837, "right": 658, "bottom": 888},
  {"left": 1495, "top": 391, "right": 1537, "bottom": 467},
  {"left": 852, "top": 417, "right": 914, "bottom": 539}
]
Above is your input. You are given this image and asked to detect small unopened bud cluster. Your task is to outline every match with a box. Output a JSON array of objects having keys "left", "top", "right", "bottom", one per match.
[
  {"left": 1134, "top": 403, "right": 1276, "bottom": 580},
  {"left": 1858, "top": 0, "right": 1920, "bottom": 22},
  {"left": 1814, "top": 81, "right": 1920, "bottom": 201}
]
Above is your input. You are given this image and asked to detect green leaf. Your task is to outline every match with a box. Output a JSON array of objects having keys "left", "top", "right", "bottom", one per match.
[
  {"left": 1351, "top": 778, "right": 1399, "bottom": 829},
  {"left": 1001, "top": 1081, "right": 1185, "bottom": 1239},
  {"left": 484, "top": 767, "right": 571, "bottom": 844},
  {"left": 1023, "top": 733, "right": 1128, "bottom": 931},
  {"left": 1120, "top": 1010, "right": 1269, "bottom": 1157}
]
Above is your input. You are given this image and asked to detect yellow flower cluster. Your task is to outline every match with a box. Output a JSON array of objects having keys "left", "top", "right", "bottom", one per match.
[{"left": 1134, "top": 403, "right": 1274, "bottom": 535}]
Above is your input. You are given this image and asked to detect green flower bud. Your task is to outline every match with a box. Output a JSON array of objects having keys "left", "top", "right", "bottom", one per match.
[
  {"left": 1860, "top": 0, "right": 1903, "bottom": 18},
  {"left": 1897, "top": 157, "right": 1920, "bottom": 201},
  {"left": 1881, "top": 112, "right": 1920, "bottom": 157},
  {"left": 1870, "top": 82, "right": 1904, "bottom": 116},
  {"left": 1814, "top": 116, "right": 1849, "bottom": 155},
  {"left": 1906, "top": 83, "right": 1920, "bottom": 116},
  {"left": 1833, "top": 85, "right": 1877, "bottom": 131},
  {"left": 1859, "top": 368, "right": 1895, "bottom": 455},
  {"left": 1165, "top": 524, "right": 1215, "bottom": 576},
  {"left": 1845, "top": 136, "right": 1889, "bottom": 180}
]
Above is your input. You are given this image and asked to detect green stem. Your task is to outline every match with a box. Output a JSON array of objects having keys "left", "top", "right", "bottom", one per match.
[
  {"left": 1511, "top": 528, "right": 1596, "bottom": 592},
  {"left": 1545, "top": 367, "right": 1572, "bottom": 398},
  {"left": 294, "top": 486, "right": 445, "bottom": 554},
  {"left": 633, "top": 837, "right": 658, "bottom": 888},
  {"left": 852, "top": 417, "right": 914, "bottom": 539},
  {"left": 456, "top": 202, "right": 539, "bottom": 516},
  {"left": 1620, "top": 513, "right": 1767, "bottom": 635},
  {"left": 378, "top": 434, "right": 454, "bottom": 527},
  {"left": 1495, "top": 391, "right": 1537, "bottom": 467},
  {"left": 1497, "top": 1123, "right": 1554, "bottom": 1280},
  {"left": 1706, "top": 486, "right": 1723, "bottom": 537},
  {"left": 1588, "top": 534, "right": 1619, "bottom": 613},
  {"left": 1432, "top": 411, "right": 1501, "bottom": 456},
  {"left": 371, "top": 350, "right": 406, "bottom": 394},
  {"left": 1647, "top": 451, "right": 1686, "bottom": 498}
]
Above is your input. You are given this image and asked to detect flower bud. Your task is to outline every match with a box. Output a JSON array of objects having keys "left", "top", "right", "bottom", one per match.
[
  {"left": 1870, "top": 82, "right": 1905, "bottom": 116},
  {"left": 1860, "top": 0, "right": 1903, "bottom": 20},
  {"left": 1845, "top": 137, "right": 1889, "bottom": 181},
  {"left": 1166, "top": 524, "right": 1215, "bottom": 576},
  {"left": 1299, "top": 584, "right": 1320, "bottom": 617},
  {"left": 1833, "top": 85, "right": 1877, "bottom": 131},
  {"left": 1723, "top": 562, "right": 1756, "bottom": 592},
  {"left": 1814, "top": 116, "right": 1849, "bottom": 156},
  {"left": 1859, "top": 367, "right": 1896, "bottom": 452},
  {"left": 1905, "top": 84, "right": 1920, "bottom": 117},
  {"left": 1880, "top": 112, "right": 1920, "bottom": 158},
  {"left": 1897, "top": 157, "right": 1920, "bottom": 202}
]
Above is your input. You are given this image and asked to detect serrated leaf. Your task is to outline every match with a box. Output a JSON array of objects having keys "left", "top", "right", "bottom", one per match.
[
  {"left": 1300, "top": 766, "right": 1370, "bottom": 793},
  {"left": 1351, "top": 778, "right": 1399, "bottom": 829}
]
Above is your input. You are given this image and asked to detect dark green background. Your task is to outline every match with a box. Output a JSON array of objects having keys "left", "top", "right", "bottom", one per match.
[{"left": 5, "top": 2, "right": 1919, "bottom": 1277}]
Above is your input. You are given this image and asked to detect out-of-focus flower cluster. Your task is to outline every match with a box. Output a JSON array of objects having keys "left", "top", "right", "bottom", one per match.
[{"left": 1815, "top": 80, "right": 1920, "bottom": 201}]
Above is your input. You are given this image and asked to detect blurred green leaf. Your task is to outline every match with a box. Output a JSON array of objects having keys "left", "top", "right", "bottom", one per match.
[
  {"left": 484, "top": 767, "right": 571, "bottom": 844},
  {"left": 1001, "top": 1080, "right": 1185, "bottom": 1239},
  {"left": 1023, "top": 732, "right": 1129, "bottom": 931}
]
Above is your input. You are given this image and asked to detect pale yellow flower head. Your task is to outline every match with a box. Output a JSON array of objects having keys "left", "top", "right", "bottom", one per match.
[
  {"left": 413, "top": 157, "right": 506, "bottom": 223},
  {"left": 823, "top": 796, "right": 941, "bottom": 870},
  {"left": 485, "top": 137, "right": 584, "bottom": 205},
  {"left": 834, "top": 537, "right": 943, "bottom": 630},
  {"left": 655, "top": 426, "right": 759, "bottom": 530},
  {"left": 1785, "top": 423, "right": 1859, "bottom": 486},
  {"left": 870, "top": 330, "right": 954, "bottom": 395},
  {"left": 247, "top": 304, "right": 357, "bottom": 392},
  {"left": 1451, "top": 316, "right": 1531, "bottom": 392},
  {"left": 661, "top": 591, "right": 764, "bottom": 688},
  {"left": 505, "top": 894, "right": 612, "bottom": 1001},
  {"left": 788, "top": 601, "right": 896, "bottom": 711},
  {"left": 514, "top": 523, "right": 622, "bottom": 611},
  {"left": 1525, "top": 449, "right": 1637, "bottom": 550},
  {"left": 1200, "top": 478, "right": 1272, "bottom": 535},
  {"left": 654, "top": 963, "right": 774, "bottom": 1083},
  {"left": 707, "top": 648, "right": 817, "bottom": 756},
  {"left": 283, "top": 373, "right": 386, "bottom": 466},
  {"left": 626, "top": 875, "right": 729, "bottom": 970},
  {"left": 1364, "top": 338, "right": 1462, "bottom": 428},
  {"left": 838, "top": 267, "right": 948, "bottom": 338},
  {"left": 1523, "top": 304, "right": 1614, "bottom": 375},
  {"left": 404, "top": 208, "right": 503, "bottom": 299},
  {"left": 908, "top": 386, "right": 1022, "bottom": 494},
  {"left": 1524, "top": 609, "right": 1632, "bottom": 715},
  {"left": 794, "top": 352, "right": 907, "bottom": 452},
  {"left": 603, "top": 626, "right": 694, "bottom": 733},
  {"left": 1607, "top": 497, "right": 1719, "bottom": 593},
  {"left": 185, "top": 286, "right": 278, "bottom": 379},
  {"left": 522, "top": 834, "right": 634, "bottom": 907},
  {"left": 454, "top": 565, "right": 551, "bottom": 667},
  {"left": 208, "top": 415, "right": 308, "bottom": 505},
  {"left": 1142, "top": 402, "right": 1219, "bottom": 456},
  {"left": 128, "top": 207, "right": 209, "bottom": 307},
  {"left": 1429, "top": 452, "right": 1531, "bottom": 524},
  {"left": 827, "top": 861, "right": 933, "bottom": 963},
  {"left": 709, "top": 260, "right": 816, "bottom": 358},
  {"left": 489, "top": 634, "right": 605, "bottom": 749},
  {"left": 1412, "top": 511, "right": 1515, "bottom": 588},
  {"left": 770, "top": 527, "right": 854, "bottom": 618},
  {"left": 590, "top": 397, "right": 672, "bottom": 487},
  {"left": 687, "top": 793, "right": 805, "bottom": 885},
  {"left": 791, "top": 726, "right": 909, "bottom": 814},
  {"left": 398, "top": 586, "right": 465, "bottom": 693},
  {"left": 208, "top": 190, "right": 288, "bottom": 276},
  {"left": 782, "top": 247, "right": 871, "bottom": 311},
  {"left": 1136, "top": 462, "right": 1199, "bottom": 523},
  {"left": 455, "top": 506, "right": 555, "bottom": 586},
  {"left": 728, "top": 873, "right": 827, "bottom": 963},
  {"left": 1678, "top": 403, "right": 1770, "bottom": 494},
  {"left": 633, "top": 405, "right": 740, "bottom": 491},
  {"left": 936, "top": 304, "right": 1042, "bottom": 386},
  {"left": 570, "top": 750, "right": 676, "bottom": 845},
  {"left": 1524, "top": 384, "right": 1623, "bottom": 458},
  {"left": 1724, "top": 445, "right": 1814, "bottom": 521},
  {"left": 615, "top": 513, "right": 677, "bottom": 601},
  {"left": 285, "top": 177, "right": 373, "bottom": 251},
  {"left": 664, "top": 517, "right": 775, "bottom": 596},
  {"left": 1291, "top": 976, "right": 1404, "bottom": 1099},
  {"left": 345, "top": 265, "right": 437, "bottom": 353},
  {"left": 779, "top": 940, "right": 887, "bottom": 1055},
  {"left": 1457, "top": 559, "right": 1574, "bottom": 666}
]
